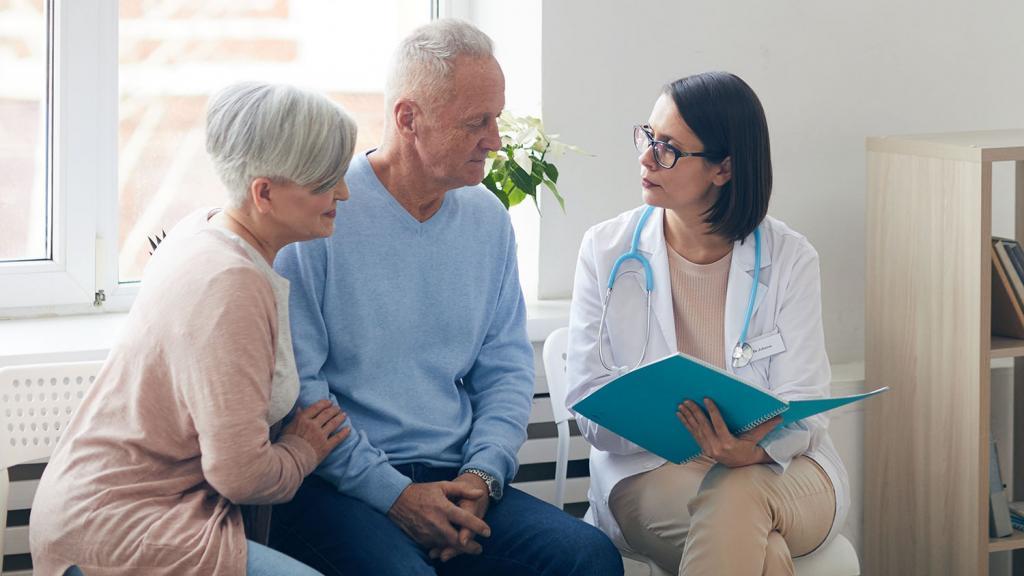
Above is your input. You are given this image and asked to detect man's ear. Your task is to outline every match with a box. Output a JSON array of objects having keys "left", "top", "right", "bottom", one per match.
[
  {"left": 393, "top": 98, "right": 419, "bottom": 139},
  {"left": 249, "top": 177, "right": 274, "bottom": 214},
  {"left": 712, "top": 156, "right": 733, "bottom": 188}
]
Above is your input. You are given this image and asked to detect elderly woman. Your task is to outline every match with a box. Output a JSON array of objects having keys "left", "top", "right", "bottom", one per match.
[{"left": 29, "top": 82, "right": 359, "bottom": 576}]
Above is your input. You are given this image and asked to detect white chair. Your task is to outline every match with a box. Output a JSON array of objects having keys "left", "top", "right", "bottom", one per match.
[
  {"left": 0, "top": 361, "right": 102, "bottom": 561},
  {"left": 541, "top": 327, "right": 860, "bottom": 576}
]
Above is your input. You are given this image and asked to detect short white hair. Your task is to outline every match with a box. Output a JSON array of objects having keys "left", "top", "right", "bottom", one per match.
[
  {"left": 205, "top": 82, "right": 358, "bottom": 208},
  {"left": 385, "top": 18, "right": 494, "bottom": 110}
]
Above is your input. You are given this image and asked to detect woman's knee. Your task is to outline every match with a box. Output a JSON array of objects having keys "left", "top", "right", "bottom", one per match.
[{"left": 690, "top": 464, "right": 771, "bottom": 518}]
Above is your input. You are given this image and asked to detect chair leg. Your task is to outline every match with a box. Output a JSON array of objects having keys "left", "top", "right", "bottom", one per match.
[{"left": 0, "top": 471, "right": 9, "bottom": 556}]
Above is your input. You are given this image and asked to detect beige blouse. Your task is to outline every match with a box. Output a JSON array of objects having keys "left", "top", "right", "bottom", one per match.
[
  {"left": 667, "top": 244, "right": 732, "bottom": 368},
  {"left": 29, "top": 209, "right": 318, "bottom": 576}
]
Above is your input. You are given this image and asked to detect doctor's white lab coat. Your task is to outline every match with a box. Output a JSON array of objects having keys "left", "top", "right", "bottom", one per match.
[{"left": 565, "top": 205, "right": 849, "bottom": 553}]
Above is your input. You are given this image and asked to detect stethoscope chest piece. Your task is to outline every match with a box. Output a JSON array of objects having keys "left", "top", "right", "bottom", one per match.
[{"left": 731, "top": 342, "right": 754, "bottom": 368}]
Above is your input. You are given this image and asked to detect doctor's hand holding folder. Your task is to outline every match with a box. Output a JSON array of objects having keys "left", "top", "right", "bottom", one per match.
[{"left": 572, "top": 352, "right": 888, "bottom": 465}]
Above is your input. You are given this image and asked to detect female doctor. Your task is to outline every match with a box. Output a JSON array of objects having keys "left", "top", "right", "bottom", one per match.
[{"left": 565, "top": 71, "right": 849, "bottom": 576}]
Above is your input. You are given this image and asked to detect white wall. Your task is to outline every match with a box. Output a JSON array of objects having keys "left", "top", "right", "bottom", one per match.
[{"left": 538, "top": 0, "right": 1024, "bottom": 363}]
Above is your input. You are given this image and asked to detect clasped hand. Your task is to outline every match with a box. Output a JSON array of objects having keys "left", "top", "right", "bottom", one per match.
[
  {"left": 676, "top": 398, "right": 780, "bottom": 468},
  {"left": 388, "top": 473, "right": 492, "bottom": 563}
]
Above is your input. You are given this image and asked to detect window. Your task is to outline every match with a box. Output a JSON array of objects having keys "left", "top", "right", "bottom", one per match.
[
  {"left": 0, "top": 0, "right": 49, "bottom": 263},
  {"left": 116, "top": 0, "right": 430, "bottom": 282},
  {"left": 0, "top": 1, "right": 549, "bottom": 313},
  {"left": 0, "top": 0, "right": 433, "bottom": 312}
]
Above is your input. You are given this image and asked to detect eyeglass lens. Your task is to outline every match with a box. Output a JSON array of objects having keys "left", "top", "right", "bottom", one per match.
[{"left": 634, "top": 125, "right": 675, "bottom": 169}]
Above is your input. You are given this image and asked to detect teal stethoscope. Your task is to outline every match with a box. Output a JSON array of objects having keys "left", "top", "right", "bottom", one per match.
[{"left": 597, "top": 205, "right": 762, "bottom": 372}]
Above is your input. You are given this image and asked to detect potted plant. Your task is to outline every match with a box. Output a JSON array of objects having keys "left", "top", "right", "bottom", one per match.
[{"left": 482, "top": 112, "right": 581, "bottom": 211}]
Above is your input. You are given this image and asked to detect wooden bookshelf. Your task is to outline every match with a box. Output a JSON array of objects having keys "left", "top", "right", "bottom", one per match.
[
  {"left": 990, "top": 531, "right": 1024, "bottom": 554},
  {"left": 991, "top": 337, "right": 1024, "bottom": 359},
  {"left": 865, "top": 131, "right": 1024, "bottom": 576}
]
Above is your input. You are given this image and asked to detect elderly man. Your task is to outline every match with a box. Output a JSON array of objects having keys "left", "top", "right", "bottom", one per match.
[{"left": 270, "top": 18, "right": 622, "bottom": 576}]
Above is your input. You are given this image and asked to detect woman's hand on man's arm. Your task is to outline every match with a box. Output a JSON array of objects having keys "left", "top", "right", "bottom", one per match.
[{"left": 281, "top": 399, "right": 351, "bottom": 463}]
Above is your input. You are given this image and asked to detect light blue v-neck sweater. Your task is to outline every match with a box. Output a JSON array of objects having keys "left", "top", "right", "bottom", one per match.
[{"left": 274, "top": 151, "right": 534, "bottom": 514}]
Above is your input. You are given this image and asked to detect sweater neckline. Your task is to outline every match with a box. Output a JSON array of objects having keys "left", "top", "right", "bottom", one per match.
[{"left": 357, "top": 150, "right": 452, "bottom": 234}]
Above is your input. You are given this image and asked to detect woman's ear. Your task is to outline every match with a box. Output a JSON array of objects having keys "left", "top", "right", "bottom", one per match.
[
  {"left": 249, "top": 177, "right": 274, "bottom": 214},
  {"left": 712, "top": 156, "right": 733, "bottom": 187}
]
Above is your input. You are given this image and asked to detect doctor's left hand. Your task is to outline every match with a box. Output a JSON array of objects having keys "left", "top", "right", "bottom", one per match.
[{"left": 677, "top": 398, "right": 780, "bottom": 468}]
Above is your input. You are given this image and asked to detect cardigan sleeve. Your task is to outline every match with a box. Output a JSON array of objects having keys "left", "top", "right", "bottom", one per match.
[{"left": 174, "top": 265, "right": 319, "bottom": 505}]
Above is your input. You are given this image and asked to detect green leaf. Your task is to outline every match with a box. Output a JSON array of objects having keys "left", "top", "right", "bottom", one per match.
[
  {"left": 508, "top": 161, "right": 537, "bottom": 199},
  {"left": 529, "top": 192, "right": 542, "bottom": 215},
  {"left": 543, "top": 162, "right": 559, "bottom": 183},
  {"left": 507, "top": 187, "right": 526, "bottom": 207},
  {"left": 531, "top": 161, "right": 546, "bottom": 186},
  {"left": 483, "top": 172, "right": 510, "bottom": 208},
  {"left": 542, "top": 178, "right": 566, "bottom": 212}
]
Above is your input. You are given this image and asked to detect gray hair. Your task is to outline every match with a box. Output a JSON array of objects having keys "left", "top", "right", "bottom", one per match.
[
  {"left": 205, "top": 82, "right": 358, "bottom": 208},
  {"left": 385, "top": 18, "right": 494, "bottom": 110}
]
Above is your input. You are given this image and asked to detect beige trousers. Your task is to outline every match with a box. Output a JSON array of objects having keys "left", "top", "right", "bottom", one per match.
[{"left": 608, "top": 455, "right": 835, "bottom": 576}]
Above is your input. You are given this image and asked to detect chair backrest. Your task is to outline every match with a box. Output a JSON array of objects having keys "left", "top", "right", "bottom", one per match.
[
  {"left": 0, "top": 361, "right": 102, "bottom": 559},
  {"left": 542, "top": 326, "right": 574, "bottom": 425},
  {"left": 0, "top": 361, "right": 102, "bottom": 469}
]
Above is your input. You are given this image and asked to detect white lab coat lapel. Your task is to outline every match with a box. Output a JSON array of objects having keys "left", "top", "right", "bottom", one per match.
[
  {"left": 634, "top": 207, "right": 677, "bottom": 357},
  {"left": 724, "top": 226, "right": 772, "bottom": 372}
]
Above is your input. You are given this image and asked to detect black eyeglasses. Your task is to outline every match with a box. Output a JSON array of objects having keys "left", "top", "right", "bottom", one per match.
[{"left": 633, "top": 124, "right": 723, "bottom": 169}]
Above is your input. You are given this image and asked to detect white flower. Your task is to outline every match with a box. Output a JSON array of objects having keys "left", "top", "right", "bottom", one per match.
[{"left": 513, "top": 147, "right": 533, "bottom": 175}]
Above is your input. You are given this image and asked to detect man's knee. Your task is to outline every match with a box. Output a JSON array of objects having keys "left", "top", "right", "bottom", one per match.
[{"left": 559, "top": 521, "right": 624, "bottom": 576}]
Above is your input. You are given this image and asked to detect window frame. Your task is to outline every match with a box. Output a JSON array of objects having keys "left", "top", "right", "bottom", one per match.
[{"left": 1, "top": 0, "right": 118, "bottom": 314}]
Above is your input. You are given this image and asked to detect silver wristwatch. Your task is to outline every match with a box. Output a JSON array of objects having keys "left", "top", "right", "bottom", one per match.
[{"left": 463, "top": 468, "right": 503, "bottom": 501}]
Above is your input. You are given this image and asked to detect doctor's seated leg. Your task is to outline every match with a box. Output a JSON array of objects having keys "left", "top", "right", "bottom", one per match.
[
  {"left": 679, "top": 457, "right": 835, "bottom": 576},
  {"left": 608, "top": 456, "right": 715, "bottom": 574}
]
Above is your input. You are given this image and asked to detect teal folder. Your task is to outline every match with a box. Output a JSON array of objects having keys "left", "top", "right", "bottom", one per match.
[{"left": 572, "top": 353, "right": 888, "bottom": 464}]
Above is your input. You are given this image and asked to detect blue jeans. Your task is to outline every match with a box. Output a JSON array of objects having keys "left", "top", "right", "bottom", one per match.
[
  {"left": 270, "top": 464, "right": 623, "bottom": 576},
  {"left": 247, "top": 540, "right": 323, "bottom": 575},
  {"left": 62, "top": 541, "right": 319, "bottom": 576}
]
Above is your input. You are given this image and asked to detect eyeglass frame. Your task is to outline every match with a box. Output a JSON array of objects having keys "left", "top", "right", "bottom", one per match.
[{"left": 633, "top": 124, "right": 725, "bottom": 169}]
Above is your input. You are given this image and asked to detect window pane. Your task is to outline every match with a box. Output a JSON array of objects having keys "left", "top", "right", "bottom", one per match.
[
  {"left": 118, "top": 0, "right": 430, "bottom": 281},
  {"left": 0, "top": 0, "right": 48, "bottom": 262}
]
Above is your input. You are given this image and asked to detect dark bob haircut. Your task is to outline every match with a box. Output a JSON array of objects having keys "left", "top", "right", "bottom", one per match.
[{"left": 664, "top": 71, "right": 771, "bottom": 242}]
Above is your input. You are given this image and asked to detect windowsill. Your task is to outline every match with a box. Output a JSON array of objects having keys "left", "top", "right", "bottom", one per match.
[
  {"left": 0, "top": 299, "right": 874, "bottom": 397},
  {"left": 0, "top": 298, "right": 572, "bottom": 366}
]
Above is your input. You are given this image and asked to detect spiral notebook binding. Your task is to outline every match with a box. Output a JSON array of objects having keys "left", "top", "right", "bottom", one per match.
[
  {"left": 679, "top": 452, "right": 703, "bottom": 465},
  {"left": 739, "top": 405, "right": 789, "bottom": 433}
]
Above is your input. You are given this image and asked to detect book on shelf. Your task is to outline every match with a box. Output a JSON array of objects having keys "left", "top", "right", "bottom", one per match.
[
  {"left": 1008, "top": 501, "right": 1024, "bottom": 532},
  {"left": 991, "top": 439, "right": 1013, "bottom": 538},
  {"left": 992, "top": 237, "right": 1024, "bottom": 339}
]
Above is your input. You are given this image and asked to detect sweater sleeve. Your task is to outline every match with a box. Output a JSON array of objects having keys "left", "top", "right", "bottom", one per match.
[
  {"left": 458, "top": 226, "right": 535, "bottom": 487},
  {"left": 275, "top": 239, "right": 412, "bottom": 514},
  {"left": 176, "top": 266, "right": 319, "bottom": 505}
]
